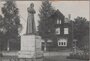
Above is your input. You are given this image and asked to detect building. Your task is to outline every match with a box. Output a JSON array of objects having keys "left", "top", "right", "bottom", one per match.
[
  {"left": 54, "top": 9, "right": 71, "bottom": 49},
  {"left": 41, "top": 9, "right": 71, "bottom": 51}
]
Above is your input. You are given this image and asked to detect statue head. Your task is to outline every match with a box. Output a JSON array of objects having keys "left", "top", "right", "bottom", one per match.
[
  {"left": 28, "top": 3, "right": 36, "bottom": 14},
  {"left": 30, "top": 3, "right": 34, "bottom": 8}
]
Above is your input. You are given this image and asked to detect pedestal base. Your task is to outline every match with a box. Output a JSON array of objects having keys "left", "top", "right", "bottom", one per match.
[
  {"left": 18, "top": 35, "right": 43, "bottom": 59},
  {"left": 19, "top": 57, "right": 43, "bottom": 61},
  {"left": 18, "top": 51, "right": 35, "bottom": 58}
]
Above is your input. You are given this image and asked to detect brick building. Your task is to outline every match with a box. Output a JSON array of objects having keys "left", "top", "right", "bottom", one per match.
[
  {"left": 41, "top": 9, "right": 71, "bottom": 51},
  {"left": 54, "top": 9, "right": 71, "bottom": 49}
]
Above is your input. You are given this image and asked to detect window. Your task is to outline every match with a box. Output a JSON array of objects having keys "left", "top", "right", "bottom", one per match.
[
  {"left": 58, "top": 39, "right": 67, "bottom": 46},
  {"left": 60, "top": 20, "right": 61, "bottom": 24},
  {"left": 57, "top": 19, "right": 59, "bottom": 24},
  {"left": 59, "top": 42, "right": 60, "bottom": 45},
  {"left": 64, "top": 28, "right": 69, "bottom": 34},
  {"left": 57, "top": 19, "right": 61, "bottom": 24},
  {"left": 56, "top": 28, "right": 60, "bottom": 34},
  {"left": 58, "top": 42, "right": 67, "bottom": 46},
  {"left": 64, "top": 42, "right": 66, "bottom": 45},
  {"left": 64, "top": 18, "right": 69, "bottom": 23}
]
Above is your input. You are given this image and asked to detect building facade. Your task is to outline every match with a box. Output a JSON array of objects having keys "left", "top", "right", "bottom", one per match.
[
  {"left": 41, "top": 9, "right": 71, "bottom": 51},
  {"left": 54, "top": 10, "right": 70, "bottom": 49}
]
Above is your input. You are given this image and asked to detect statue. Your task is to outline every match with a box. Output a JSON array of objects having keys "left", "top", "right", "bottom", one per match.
[
  {"left": 26, "top": 3, "right": 36, "bottom": 35},
  {"left": 18, "top": 3, "right": 43, "bottom": 60}
]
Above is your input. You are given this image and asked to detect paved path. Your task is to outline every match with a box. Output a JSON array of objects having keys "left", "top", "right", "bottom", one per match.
[{"left": 0, "top": 51, "right": 89, "bottom": 61}]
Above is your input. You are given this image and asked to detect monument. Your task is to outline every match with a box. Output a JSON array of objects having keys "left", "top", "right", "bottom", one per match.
[{"left": 18, "top": 3, "right": 43, "bottom": 61}]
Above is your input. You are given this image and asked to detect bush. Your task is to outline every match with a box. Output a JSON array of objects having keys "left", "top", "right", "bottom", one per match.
[{"left": 67, "top": 52, "right": 89, "bottom": 60}]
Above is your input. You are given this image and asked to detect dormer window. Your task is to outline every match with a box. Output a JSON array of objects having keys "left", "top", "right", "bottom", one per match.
[{"left": 64, "top": 18, "right": 69, "bottom": 23}]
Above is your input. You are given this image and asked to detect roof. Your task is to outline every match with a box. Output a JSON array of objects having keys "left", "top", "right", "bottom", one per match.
[{"left": 55, "top": 9, "right": 65, "bottom": 20}]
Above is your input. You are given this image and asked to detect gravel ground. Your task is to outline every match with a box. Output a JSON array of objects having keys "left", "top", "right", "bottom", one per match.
[{"left": 44, "top": 56, "right": 88, "bottom": 61}]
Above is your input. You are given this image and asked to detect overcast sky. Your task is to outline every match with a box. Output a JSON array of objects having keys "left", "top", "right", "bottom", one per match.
[{"left": 0, "top": 1, "right": 89, "bottom": 35}]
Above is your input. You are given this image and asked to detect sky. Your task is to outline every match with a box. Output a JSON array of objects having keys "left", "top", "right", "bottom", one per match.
[{"left": 0, "top": 1, "right": 89, "bottom": 35}]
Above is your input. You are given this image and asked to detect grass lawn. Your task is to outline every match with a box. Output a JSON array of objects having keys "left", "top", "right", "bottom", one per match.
[{"left": 43, "top": 56, "right": 89, "bottom": 61}]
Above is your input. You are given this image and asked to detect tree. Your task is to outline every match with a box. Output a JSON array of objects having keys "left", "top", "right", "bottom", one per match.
[
  {"left": 38, "top": 0, "right": 55, "bottom": 51},
  {"left": 0, "top": 15, "right": 3, "bottom": 51},
  {"left": 1, "top": 1, "right": 22, "bottom": 51},
  {"left": 72, "top": 17, "right": 89, "bottom": 49}
]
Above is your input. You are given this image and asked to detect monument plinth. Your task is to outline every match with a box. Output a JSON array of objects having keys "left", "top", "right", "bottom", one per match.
[{"left": 18, "top": 3, "right": 43, "bottom": 61}]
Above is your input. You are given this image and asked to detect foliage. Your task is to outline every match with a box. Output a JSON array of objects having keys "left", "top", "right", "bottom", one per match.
[
  {"left": 69, "top": 17, "right": 89, "bottom": 49},
  {"left": 1, "top": 1, "right": 21, "bottom": 36},
  {"left": 67, "top": 52, "right": 89, "bottom": 60},
  {"left": 0, "top": 1, "right": 22, "bottom": 50},
  {"left": 38, "top": 0, "right": 55, "bottom": 40}
]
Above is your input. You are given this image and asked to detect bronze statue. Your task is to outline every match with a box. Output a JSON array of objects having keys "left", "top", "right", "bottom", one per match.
[{"left": 26, "top": 3, "right": 36, "bottom": 35}]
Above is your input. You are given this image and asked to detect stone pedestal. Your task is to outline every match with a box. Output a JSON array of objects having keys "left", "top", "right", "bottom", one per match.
[{"left": 18, "top": 35, "right": 43, "bottom": 60}]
